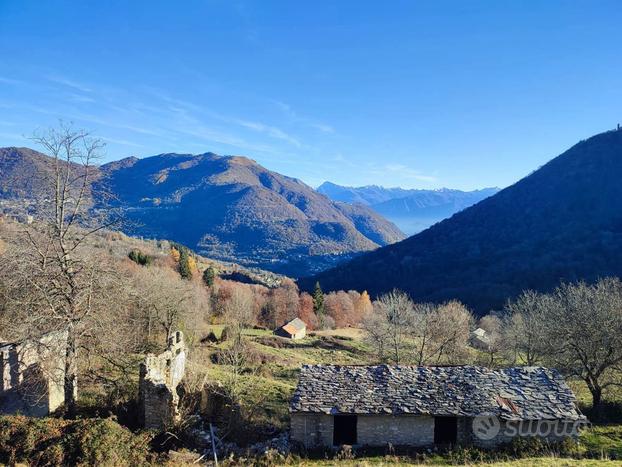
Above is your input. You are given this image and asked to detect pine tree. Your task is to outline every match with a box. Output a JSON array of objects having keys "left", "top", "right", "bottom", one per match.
[
  {"left": 313, "top": 281, "right": 325, "bottom": 326},
  {"left": 178, "top": 248, "right": 193, "bottom": 280},
  {"left": 203, "top": 266, "right": 216, "bottom": 287}
]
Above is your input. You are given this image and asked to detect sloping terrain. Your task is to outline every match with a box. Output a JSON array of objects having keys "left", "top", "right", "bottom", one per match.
[
  {"left": 305, "top": 129, "right": 622, "bottom": 313},
  {"left": 0, "top": 148, "right": 404, "bottom": 276}
]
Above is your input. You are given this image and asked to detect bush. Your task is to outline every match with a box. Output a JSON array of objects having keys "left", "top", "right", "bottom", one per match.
[{"left": 0, "top": 415, "right": 155, "bottom": 466}]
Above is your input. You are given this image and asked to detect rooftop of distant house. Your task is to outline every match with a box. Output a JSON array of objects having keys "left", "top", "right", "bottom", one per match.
[{"left": 280, "top": 318, "right": 306, "bottom": 334}]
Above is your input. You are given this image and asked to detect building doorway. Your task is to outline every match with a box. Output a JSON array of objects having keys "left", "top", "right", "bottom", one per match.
[
  {"left": 333, "top": 414, "right": 357, "bottom": 445},
  {"left": 434, "top": 416, "right": 458, "bottom": 444}
]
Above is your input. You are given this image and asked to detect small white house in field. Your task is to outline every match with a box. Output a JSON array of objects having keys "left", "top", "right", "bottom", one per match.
[{"left": 274, "top": 318, "right": 306, "bottom": 339}]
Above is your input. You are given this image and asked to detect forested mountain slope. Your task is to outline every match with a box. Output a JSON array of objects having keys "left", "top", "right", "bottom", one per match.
[
  {"left": 304, "top": 129, "right": 622, "bottom": 313},
  {"left": 0, "top": 148, "right": 404, "bottom": 276}
]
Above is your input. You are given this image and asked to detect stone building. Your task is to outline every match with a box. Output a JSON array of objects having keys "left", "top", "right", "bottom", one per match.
[
  {"left": 290, "top": 365, "right": 585, "bottom": 449},
  {"left": 0, "top": 331, "right": 67, "bottom": 416},
  {"left": 470, "top": 327, "right": 491, "bottom": 350},
  {"left": 139, "top": 331, "right": 187, "bottom": 430},
  {"left": 274, "top": 318, "right": 306, "bottom": 339}
]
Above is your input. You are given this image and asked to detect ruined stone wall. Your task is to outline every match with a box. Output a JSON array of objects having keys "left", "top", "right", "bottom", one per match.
[
  {"left": 139, "top": 331, "right": 186, "bottom": 430},
  {"left": 0, "top": 331, "right": 67, "bottom": 416}
]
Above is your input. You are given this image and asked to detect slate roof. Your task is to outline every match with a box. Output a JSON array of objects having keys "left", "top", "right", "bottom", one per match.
[{"left": 290, "top": 365, "right": 584, "bottom": 421}]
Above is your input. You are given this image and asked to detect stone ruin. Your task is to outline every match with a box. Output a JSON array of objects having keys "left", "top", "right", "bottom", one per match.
[
  {"left": 0, "top": 330, "right": 67, "bottom": 417},
  {"left": 139, "top": 330, "right": 187, "bottom": 430}
]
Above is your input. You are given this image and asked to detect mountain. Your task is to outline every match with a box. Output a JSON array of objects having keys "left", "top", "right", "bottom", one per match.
[
  {"left": 304, "top": 129, "right": 622, "bottom": 314},
  {"left": 317, "top": 181, "right": 414, "bottom": 205},
  {"left": 0, "top": 148, "right": 404, "bottom": 277},
  {"left": 317, "top": 182, "right": 499, "bottom": 234}
]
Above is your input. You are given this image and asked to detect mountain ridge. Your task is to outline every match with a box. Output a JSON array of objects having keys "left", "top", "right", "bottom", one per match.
[
  {"left": 0, "top": 147, "right": 405, "bottom": 277},
  {"left": 317, "top": 181, "right": 499, "bottom": 234},
  {"left": 304, "top": 129, "right": 622, "bottom": 313}
]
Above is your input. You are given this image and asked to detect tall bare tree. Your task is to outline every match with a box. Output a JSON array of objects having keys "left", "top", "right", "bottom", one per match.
[
  {"left": 1, "top": 124, "right": 114, "bottom": 416},
  {"left": 364, "top": 290, "right": 415, "bottom": 364},
  {"left": 410, "top": 300, "right": 473, "bottom": 365},
  {"left": 503, "top": 290, "right": 549, "bottom": 365},
  {"left": 540, "top": 278, "right": 622, "bottom": 412},
  {"left": 134, "top": 265, "right": 208, "bottom": 346}
]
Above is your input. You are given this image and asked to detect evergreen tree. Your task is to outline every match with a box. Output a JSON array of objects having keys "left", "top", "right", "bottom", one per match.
[
  {"left": 203, "top": 266, "right": 216, "bottom": 287},
  {"left": 313, "top": 281, "right": 325, "bottom": 326},
  {"left": 178, "top": 248, "right": 193, "bottom": 280},
  {"left": 128, "top": 249, "right": 152, "bottom": 266}
]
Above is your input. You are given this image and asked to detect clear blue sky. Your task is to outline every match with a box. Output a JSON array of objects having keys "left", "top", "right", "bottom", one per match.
[{"left": 1, "top": 1, "right": 621, "bottom": 190}]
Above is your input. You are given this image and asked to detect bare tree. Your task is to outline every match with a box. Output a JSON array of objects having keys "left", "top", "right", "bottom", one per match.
[
  {"left": 477, "top": 314, "right": 504, "bottom": 366},
  {"left": 539, "top": 278, "right": 622, "bottom": 412},
  {"left": 503, "top": 290, "right": 549, "bottom": 365},
  {"left": 0, "top": 124, "right": 114, "bottom": 416},
  {"left": 223, "top": 284, "right": 255, "bottom": 338},
  {"left": 411, "top": 300, "right": 473, "bottom": 365},
  {"left": 362, "top": 309, "right": 390, "bottom": 363},
  {"left": 365, "top": 290, "right": 415, "bottom": 364},
  {"left": 134, "top": 265, "right": 209, "bottom": 346}
]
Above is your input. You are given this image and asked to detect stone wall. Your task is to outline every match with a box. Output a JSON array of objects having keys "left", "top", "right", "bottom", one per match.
[
  {"left": 459, "top": 417, "right": 580, "bottom": 448},
  {"left": 291, "top": 413, "right": 579, "bottom": 449},
  {"left": 0, "top": 331, "right": 67, "bottom": 416},
  {"left": 291, "top": 413, "right": 434, "bottom": 448},
  {"left": 139, "top": 331, "right": 186, "bottom": 430},
  {"left": 358, "top": 415, "right": 434, "bottom": 446}
]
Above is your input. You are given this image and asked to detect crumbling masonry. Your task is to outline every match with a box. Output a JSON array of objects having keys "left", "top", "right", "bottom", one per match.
[
  {"left": 0, "top": 331, "right": 67, "bottom": 417},
  {"left": 139, "top": 331, "right": 187, "bottom": 430}
]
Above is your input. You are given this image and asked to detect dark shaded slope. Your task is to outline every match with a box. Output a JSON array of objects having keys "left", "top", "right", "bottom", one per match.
[{"left": 303, "top": 130, "right": 622, "bottom": 313}]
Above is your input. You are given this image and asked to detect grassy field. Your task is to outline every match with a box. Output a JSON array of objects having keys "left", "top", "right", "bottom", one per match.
[
  {"left": 197, "top": 326, "right": 622, "bottom": 465},
  {"left": 289, "top": 459, "right": 616, "bottom": 466}
]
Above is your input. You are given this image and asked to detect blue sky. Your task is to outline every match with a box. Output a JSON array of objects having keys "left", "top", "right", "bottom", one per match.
[{"left": 0, "top": 1, "right": 621, "bottom": 190}]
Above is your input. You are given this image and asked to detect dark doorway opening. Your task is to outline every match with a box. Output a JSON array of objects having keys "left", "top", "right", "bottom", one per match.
[
  {"left": 333, "top": 414, "right": 357, "bottom": 445},
  {"left": 434, "top": 416, "right": 458, "bottom": 444}
]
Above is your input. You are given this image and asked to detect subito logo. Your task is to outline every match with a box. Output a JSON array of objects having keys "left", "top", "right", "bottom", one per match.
[{"left": 472, "top": 415, "right": 500, "bottom": 440}]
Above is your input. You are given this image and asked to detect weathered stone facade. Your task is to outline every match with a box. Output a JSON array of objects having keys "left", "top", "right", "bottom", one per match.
[
  {"left": 291, "top": 413, "right": 577, "bottom": 449},
  {"left": 290, "top": 365, "right": 586, "bottom": 449},
  {"left": 139, "top": 331, "right": 187, "bottom": 430},
  {"left": 0, "top": 331, "right": 67, "bottom": 416},
  {"left": 291, "top": 413, "right": 435, "bottom": 448}
]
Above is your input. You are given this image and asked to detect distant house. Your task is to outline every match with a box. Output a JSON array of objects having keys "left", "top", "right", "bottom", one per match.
[
  {"left": 290, "top": 365, "right": 585, "bottom": 449},
  {"left": 274, "top": 318, "right": 306, "bottom": 339},
  {"left": 470, "top": 327, "right": 491, "bottom": 350}
]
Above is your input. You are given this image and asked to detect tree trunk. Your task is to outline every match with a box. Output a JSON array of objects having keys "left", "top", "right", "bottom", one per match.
[
  {"left": 64, "top": 323, "right": 78, "bottom": 417},
  {"left": 587, "top": 380, "right": 603, "bottom": 420}
]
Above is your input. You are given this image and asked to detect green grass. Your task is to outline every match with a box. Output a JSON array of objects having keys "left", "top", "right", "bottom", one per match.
[
  {"left": 206, "top": 324, "right": 273, "bottom": 339},
  {"left": 289, "top": 459, "right": 616, "bottom": 466},
  {"left": 200, "top": 326, "right": 622, "bottom": 465},
  {"left": 200, "top": 328, "right": 373, "bottom": 436},
  {"left": 580, "top": 425, "right": 622, "bottom": 460}
]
